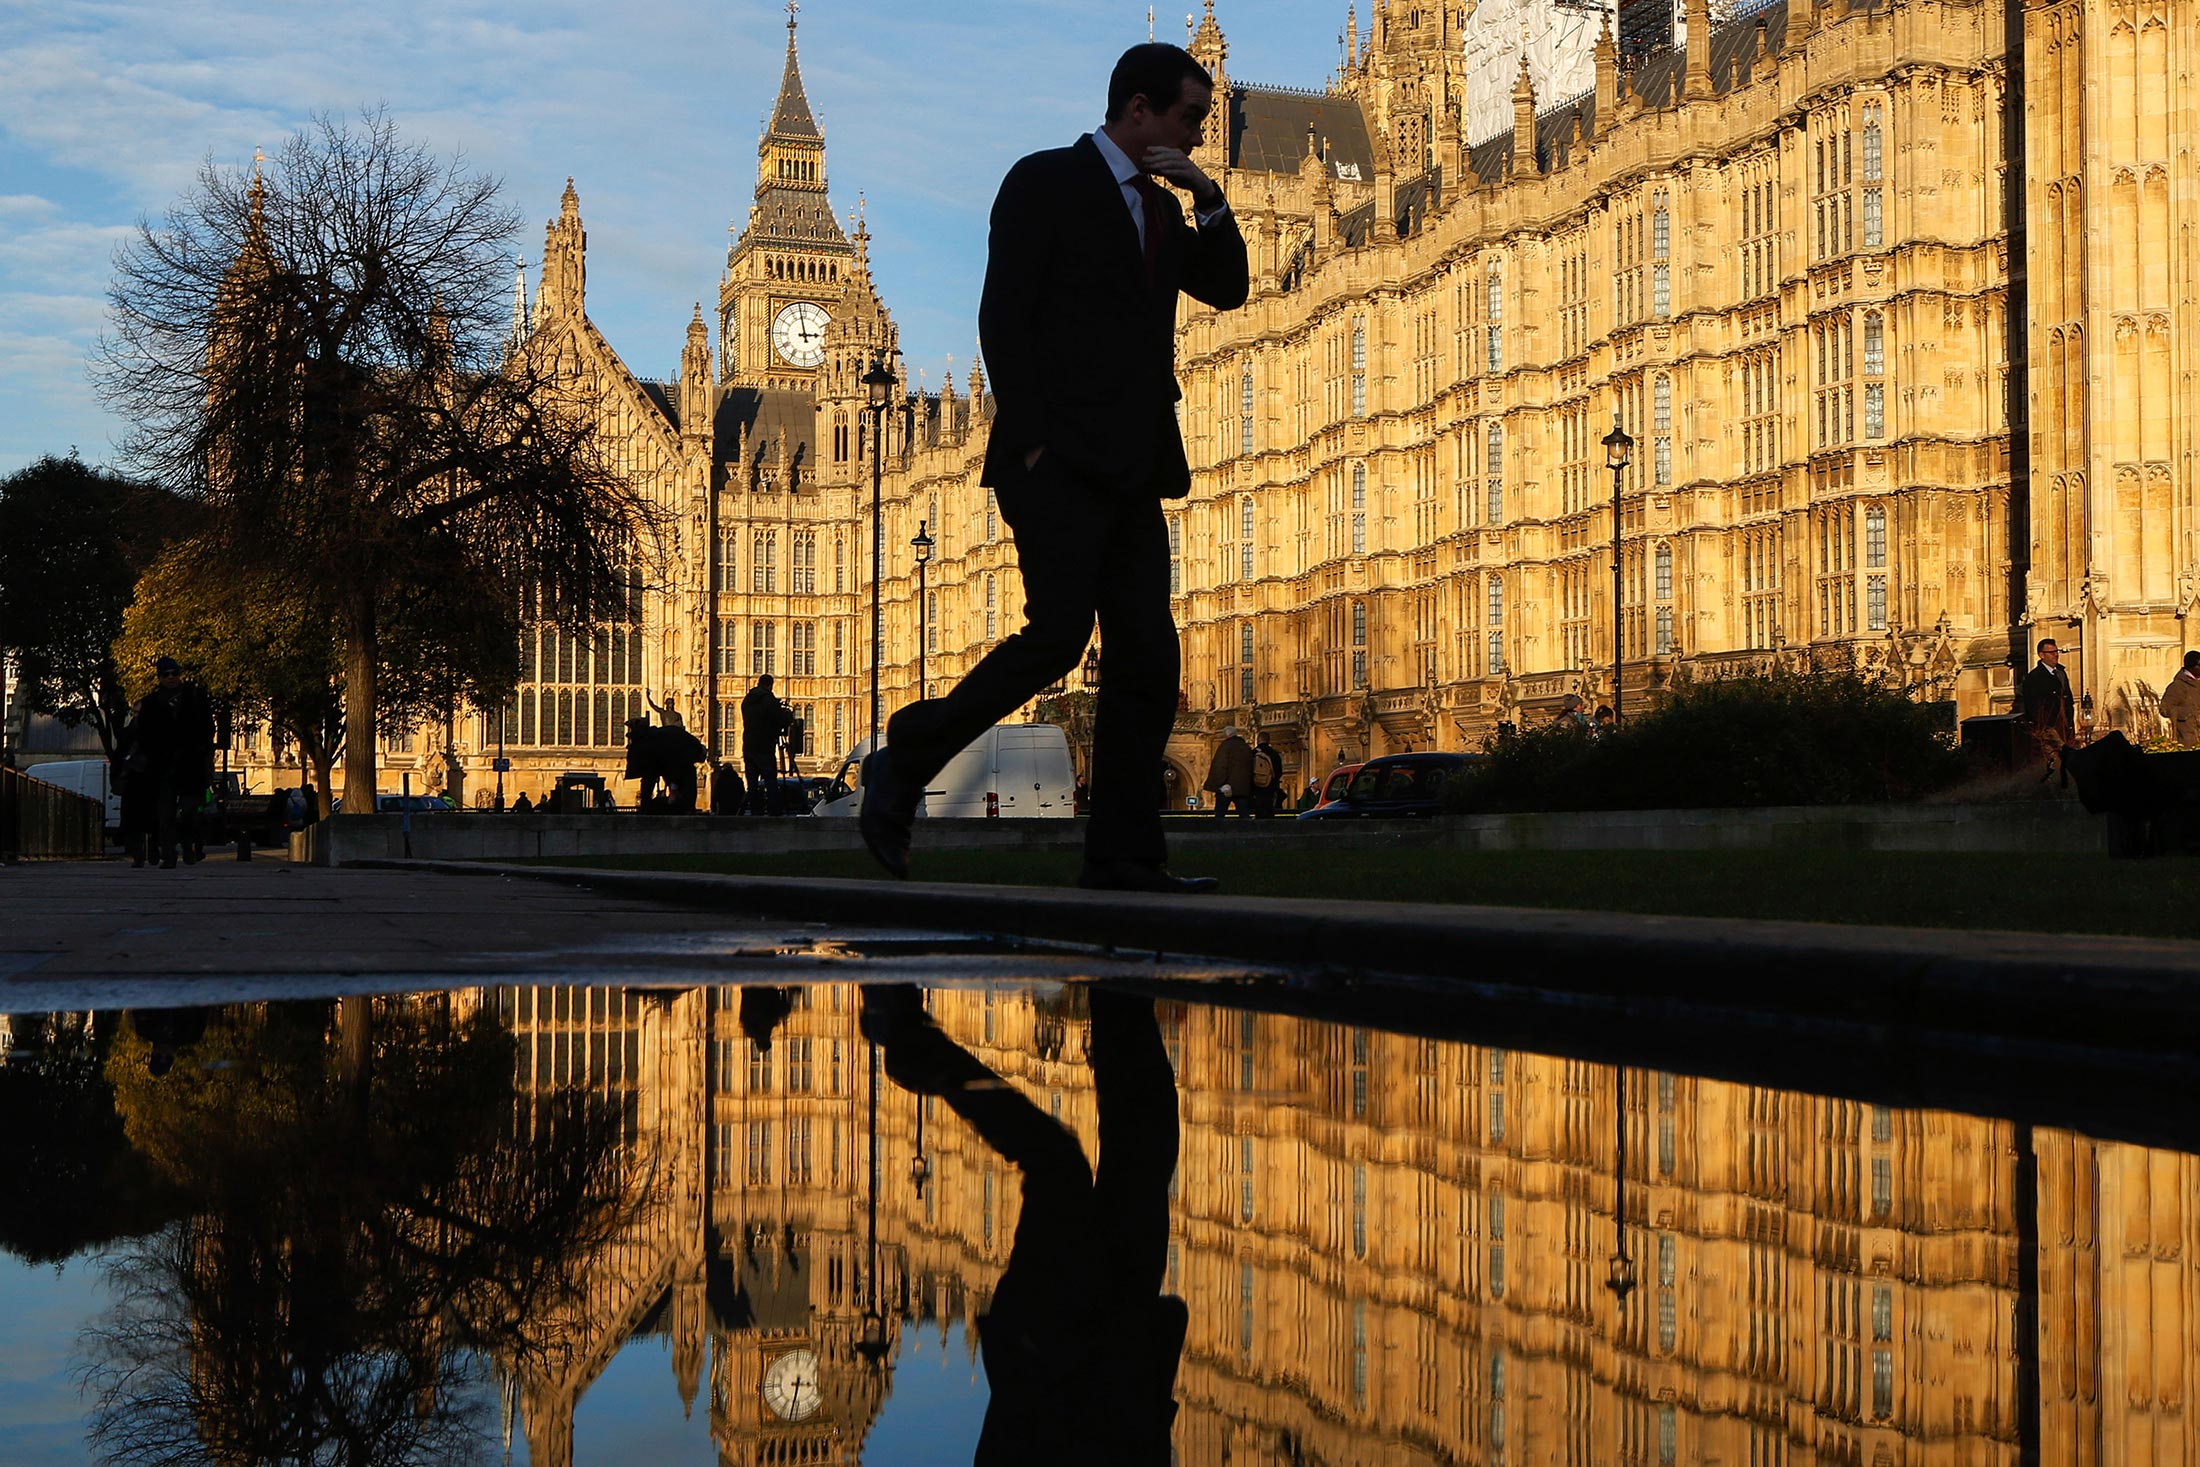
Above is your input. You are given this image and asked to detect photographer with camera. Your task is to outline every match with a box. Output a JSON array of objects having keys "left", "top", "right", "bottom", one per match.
[{"left": 741, "top": 674, "right": 792, "bottom": 817}]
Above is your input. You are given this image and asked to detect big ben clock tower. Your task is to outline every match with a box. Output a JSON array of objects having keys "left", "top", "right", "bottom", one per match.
[{"left": 721, "top": 2, "right": 854, "bottom": 392}]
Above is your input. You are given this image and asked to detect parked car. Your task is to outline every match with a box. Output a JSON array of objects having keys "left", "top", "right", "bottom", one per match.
[
  {"left": 1302, "top": 762, "right": 1363, "bottom": 815},
  {"left": 331, "top": 793, "right": 458, "bottom": 815},
  {"left": 1297, "top": 752, "right": 1479, "bottom": 820},
  {"left": 814, "top": 723, "right": 1076, "bottom": 819}
]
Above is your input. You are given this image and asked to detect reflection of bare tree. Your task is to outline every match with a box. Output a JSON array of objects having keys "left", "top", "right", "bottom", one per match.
[{"left": 80, "top": 998, "right": 649, "bottom": 1467}]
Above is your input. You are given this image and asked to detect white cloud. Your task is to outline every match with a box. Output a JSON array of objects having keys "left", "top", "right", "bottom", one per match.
[{"left": 0, "top": 0, "right": 1344, "bottom": 469}]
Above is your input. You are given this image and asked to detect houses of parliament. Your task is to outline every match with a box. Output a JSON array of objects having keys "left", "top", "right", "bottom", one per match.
[
  {"left": 408, "top": 0, "right": 2194, "bottom": 803},
  {"left": 450, "top": 980, "right": 2200, "bottom": 1464}
]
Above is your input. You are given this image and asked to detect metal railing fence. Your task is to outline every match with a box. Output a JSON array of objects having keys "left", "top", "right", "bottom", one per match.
[{"left": 0, "top": 766, "right": 104, "bottom": 861}]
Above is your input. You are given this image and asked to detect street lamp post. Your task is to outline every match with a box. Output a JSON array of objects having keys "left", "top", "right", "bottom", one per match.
[
  {"left": 863, "top": 357, "right": 896, "bottom": 752},
  {"left": 911, "top": 520, "right": 934, "bottom": 703},
  {"left": 1602, "top": 417, "right": 1636, "bottom": 723}
]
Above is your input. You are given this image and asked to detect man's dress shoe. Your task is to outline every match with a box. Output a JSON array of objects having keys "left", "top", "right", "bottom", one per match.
[
  {"left": 858, "top": 748, "right": 920, "bottom": 880},
  {"left": 1076, "top": 860, "right": 1220, "bottom": 895}
]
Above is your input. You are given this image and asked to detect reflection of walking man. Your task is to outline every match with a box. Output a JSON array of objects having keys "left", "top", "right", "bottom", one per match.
[
  {"left": 860, "top": 42, "right": 1248, "bottom": 893},
  {"left": 861, "top": 986, "right": 1183, "bottom": 1463}
]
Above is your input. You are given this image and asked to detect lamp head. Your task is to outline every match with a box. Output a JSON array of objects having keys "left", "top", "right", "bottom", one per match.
[
  {"left": 1602, "top": 416, "right": 1635, "bottom": 469},
  {"left": 862, "top": 356, "right": 894, "bottom": 409},
  {"left": 911, "top": 520, "right": 934, "bottom": 564}
]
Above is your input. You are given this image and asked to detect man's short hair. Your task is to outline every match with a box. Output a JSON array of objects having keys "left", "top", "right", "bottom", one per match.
[
  {"left": 2037, "top": 638, "right": 2058, "bottom": 655},
  {"left": 1107, "top": 43, "right": 1211, "bottom": 123},
  {"left": 2184, "top": 650, "right": 2199, "bottom": 673}
]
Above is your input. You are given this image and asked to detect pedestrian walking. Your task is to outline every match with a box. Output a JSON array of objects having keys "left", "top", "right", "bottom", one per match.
[
  {"left": 742, "top": 675, "right": 790, "bottom": 817},
  {"left": 857, "top": 41, "right": 1246, "bottom": 893},
  {"left": 111, "top": 716, "right": 155, "bottom": 867},
  {"left": 2159, "top": 651, "right": 2200, "bottom": 749},
  {"left": 129, "top": 656, "right": 215, "bottom": 869},
  {"left": 1203, "top": 725, "right": 1254, "bottom": 819},
  {"left": 511, "top": 791, "right": 534, "bottom": 814},
  {"left": 2021, "top": 637, "right": 2076, "bottom": 764},
  {"left": 1249, "top": 735, "right": 1283, "bottom": 818}
]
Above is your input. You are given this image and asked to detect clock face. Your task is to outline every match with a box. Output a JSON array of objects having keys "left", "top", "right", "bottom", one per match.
[
  {"left": 761, "top": 1348, "right": 821, "bottom": 1421},
  {"left": 771, "top": 300, "right": 829, "bottom": 368}
]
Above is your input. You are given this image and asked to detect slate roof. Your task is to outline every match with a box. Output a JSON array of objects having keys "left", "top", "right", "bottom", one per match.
[
  {"left": 767, "top": 27, "right": 820, "bottom": 141},
  {"left": 716, "top": 387, "right": 818, "bottom": 487},
  {"left": 1459, "top": 0, "right": 1835, "bottom": 184},
  {"left": 1229, "top": 84, "right": 1376, "bottom": 179},
  {"left": 637, "top": 379, "right": 679, "bottom": 430}
]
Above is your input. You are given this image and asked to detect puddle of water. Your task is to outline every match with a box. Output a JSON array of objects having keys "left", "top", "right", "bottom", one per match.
[{"left": 0, "top": 977, "right": 2188, "bottom": 1465}]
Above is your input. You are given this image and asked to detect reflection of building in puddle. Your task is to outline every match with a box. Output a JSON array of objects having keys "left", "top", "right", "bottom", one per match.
[{"left": 487, "top": 982, "right": 2200, "bottom": 1466}]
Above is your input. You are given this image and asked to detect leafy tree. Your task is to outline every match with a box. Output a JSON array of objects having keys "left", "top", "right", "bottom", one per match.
[
  {"left": 0, "top": 454, "right": 184, "bottom": 758},
  {"left": 99, "top": 110, "right": 659, "bottom": 808},
  {"left": 115, "top": 542, "right": 520, "bottom": 817}
]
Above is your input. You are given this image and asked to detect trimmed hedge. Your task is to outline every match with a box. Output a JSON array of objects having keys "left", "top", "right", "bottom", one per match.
[{"left": 1445, "top": 671, "right": 1967, "bottom": 813}]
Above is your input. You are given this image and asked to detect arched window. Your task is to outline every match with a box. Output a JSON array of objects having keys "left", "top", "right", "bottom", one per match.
[
  {"left": 1240, "top": 496, "right": 1256, "bottom": 578},
  {"left": 984, "top": 489, "right": 998, "bottom": 543},
  {"left": 833, "top": 533, "right": 846, "bottom": 593},
  {"left": 1240, "top": 622, "right": 1256, "bottom": 704},
  {"left": 719, "top": 529, "right": 739, "bottom": 592},
  {"left": 1240, "top": 363, "right": 1255, "bottom": 454},
  {"left": 984, "top": 574, "right": 998, "bottom": 640},
  {"left": 1655, "top": 543, "right": 1673, "bottom": 599},
  {"left": 1651, "top": 193, "right": 1672, "bottom": 317},
  {"left": 1486, "top": 267, "right": 1504, "bottom": 373},
  {"left": 1351, "top": 465, "right": 1367, "bottom": 555},
  {"left": 752, "top": 531, "right": 775, "bottom": 593},
  {"left": 1863, "top": 313, "right": 1885, "bottom": 375},
  {"left": 1168, "top": 515, "right": 1184, "bottom": 595},
  {"left": 1486, "top": 422, "right": 1505, "bottom": 522},
  {"left": 1653, "top": 375, "right": 1673, "bottom": 431},
  {"left": 1350, "top": 321, "right": 1367, "bottom": 415}
]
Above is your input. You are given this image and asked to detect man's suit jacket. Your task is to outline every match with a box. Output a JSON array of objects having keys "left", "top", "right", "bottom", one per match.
[
  {"left": 978, "top": 134, "right": 1249, "bottom": 498},
  {"left": 2022, "top": 661, "right": 2075, "bottom": 738}
]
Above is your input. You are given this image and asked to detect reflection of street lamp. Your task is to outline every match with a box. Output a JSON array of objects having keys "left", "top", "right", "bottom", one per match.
[
  {"left": 1602, "top": 416, "right": 1636, "bottom": 724},
  {"left": 911, "top": 520, "right": 934, "bottom": 703},
  {"left": 864, "top": 356, "right": 896, "bottom": 752},
  {"left": 856, "top": 1030, "right": 890, "bottom": 1365},
  {"left": 1607, "top": 1063, "right": 1638, "bottom": 1302},
  {"left": 910, "top": 1095, "right": 930, "bottom": 1197}
]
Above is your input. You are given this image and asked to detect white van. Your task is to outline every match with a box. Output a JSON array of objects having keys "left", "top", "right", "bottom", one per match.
[
  {"left": 26, "top": 758, "right": 119, "bottom": 841},
  {"left": 815, "top": 722, "right": 1076, "bottom": 819}
]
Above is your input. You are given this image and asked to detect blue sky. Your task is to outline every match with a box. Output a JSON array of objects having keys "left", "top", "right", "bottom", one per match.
[{"left": 0, "top": 0, "right": 1355, "bottom": 474}]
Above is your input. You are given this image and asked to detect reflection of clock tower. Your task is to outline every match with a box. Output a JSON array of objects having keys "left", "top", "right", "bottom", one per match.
[{"left": 721, "top": 2, "right": 853, "bottom": 392}]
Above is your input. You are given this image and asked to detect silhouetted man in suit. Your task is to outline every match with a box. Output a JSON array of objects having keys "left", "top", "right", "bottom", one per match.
[{"left": 861, "top": 42, "right": 1248, "bottom": 894}]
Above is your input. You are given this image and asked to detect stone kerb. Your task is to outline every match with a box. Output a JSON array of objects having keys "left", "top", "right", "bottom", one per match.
[{"left": 295, "top": 800, "right": 2100, "bottom": 865}]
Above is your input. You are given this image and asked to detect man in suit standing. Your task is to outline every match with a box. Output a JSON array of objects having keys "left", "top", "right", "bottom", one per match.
[
  {"left": 861, "top": 42, "right": 1248, "bottom": 893},
  {"left": 2021, "top": 637, "right": 2076, "bottom": 762}
]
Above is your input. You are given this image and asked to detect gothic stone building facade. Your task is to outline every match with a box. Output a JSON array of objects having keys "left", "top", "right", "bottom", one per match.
[{"left": 432, "top": 0, "right": 2195, "bottom": 805}]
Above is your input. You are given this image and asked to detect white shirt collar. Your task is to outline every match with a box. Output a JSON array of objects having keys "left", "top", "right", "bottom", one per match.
[{"left": 1090, "top": 127, "right": 1140, "bottom": 187}]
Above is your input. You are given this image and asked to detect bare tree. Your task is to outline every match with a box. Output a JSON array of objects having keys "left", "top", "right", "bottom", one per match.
[{"left": 100, "top": 110, "right": 660, "bottom": 806}]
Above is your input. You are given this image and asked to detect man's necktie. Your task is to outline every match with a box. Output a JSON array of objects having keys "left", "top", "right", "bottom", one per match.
[{"left": 1133, "top": 174, "right": 1168, "bottom": 285}]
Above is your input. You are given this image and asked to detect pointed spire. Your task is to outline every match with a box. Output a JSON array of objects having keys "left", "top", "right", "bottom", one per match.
[
  {"left": 768, "top": 1, "right": 821, "bottom": 141},
  {"left": 1683, "top": 0, "right": 1714, "bottom": 99},
  {"left": 506, "top": 254, "right": 531, "bottom": 356},
  {"left": 1511, "top": 52, "right": 1541, "bottom": 177},
  {"left": 559, "top": 176, "right": 579, "bottom": 221},
  {"left": 1593, "top": 12, "right": 1619, "bottom": 139},
  {"left": 968, "top": 339, "right": 985, "bottom": 399}
]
